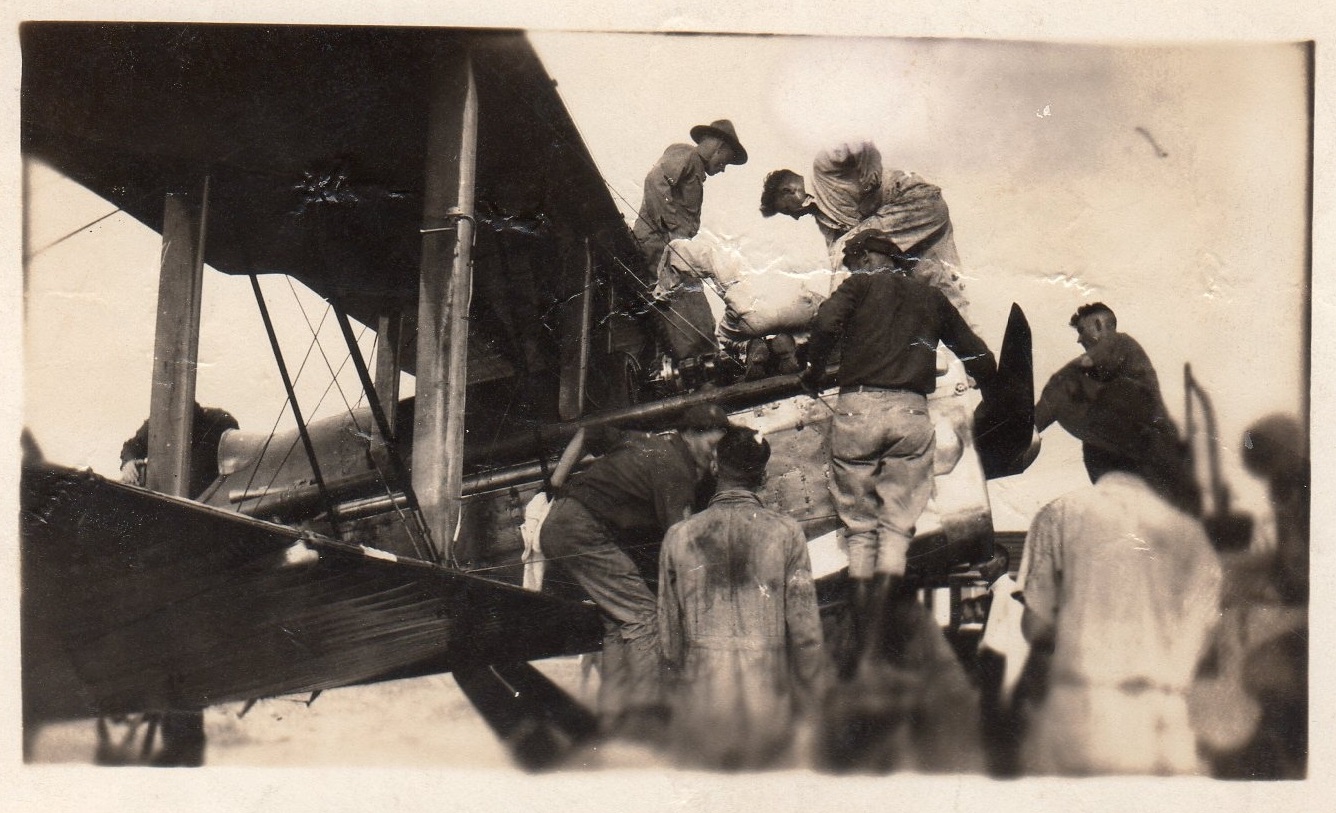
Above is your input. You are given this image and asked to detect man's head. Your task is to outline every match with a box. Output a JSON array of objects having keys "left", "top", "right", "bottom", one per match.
[
  {"left": 1083, "top": 379, "right": 1201, "bottom": 514},
  {"left": 760, "top": 169, "right": 810, "bottom": 218},
  {"left": 715, "top": 426, "right": 771, "bottom": 490},
  {"left": 676, "top": 403, "right": 735, "bottom": 475},
  {"left": 1070, "top": 302, "right": 1117, "bottom": 352},
  {"left": 691, "top": 119, "right": 748, "bottom": 176},
  {"left": 842, "top": 230, "right": 902, "bottom": 273}
]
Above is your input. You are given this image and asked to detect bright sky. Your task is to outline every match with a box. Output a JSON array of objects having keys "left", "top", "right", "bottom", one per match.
[
  {"left": 531, "top": 33, "right": 1310, "bottom": 527},
  {"left": 23, "top": 166, "right": 385, "bottom": 476},
  {"left": 21, "top": 33, "right": 1309, "bottom": 533}
]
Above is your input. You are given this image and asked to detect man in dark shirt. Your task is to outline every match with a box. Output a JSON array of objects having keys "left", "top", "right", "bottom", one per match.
[
  {"left": 120, "top": 402, "right": 239, "bottom": 499},
  {"left": 540, "top": 403, "right": 735, "bottom": 740},
  {"left": 1033, "top": 302, "right": 1178, "bottom": 483},
  {"left": 800, "top": 230, "right": 996, "bottom": 673}
]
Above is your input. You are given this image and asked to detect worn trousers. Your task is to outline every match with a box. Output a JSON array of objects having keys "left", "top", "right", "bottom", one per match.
[
  {"left": 828, "top": 390, "right": 935, "bottom": 579},
  {"left": 539, "top": 496, "right": 663, "bottom": 723}
]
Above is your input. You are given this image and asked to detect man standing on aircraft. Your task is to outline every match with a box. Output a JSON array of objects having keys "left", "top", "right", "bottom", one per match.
[
  {"left": 1033, "top": 302, "right": 1180, "bottom": 484},
  {"left": 799, "top": 230, "right": 996, "bottom": 675},
  {"left": 657, "top": 426, "right": 825, "bottom": 770},
  {"left": 1018, "top": 396, "right": 1220, "bottom": 775},
  {"left": 540, "top": 404, "right": 734, "bottom": 742},
  {"left": 109, "top": 400, "right": 239, "bottom": 767},
  {"left": 634, "top": 119, "right": 748, "bottom": 360},
  {"left": 759, "top": 142, "right": 970, "bottom": 316}
]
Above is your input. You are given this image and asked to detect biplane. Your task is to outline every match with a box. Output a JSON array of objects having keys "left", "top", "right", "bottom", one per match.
[{"left": 19, "top": 22, "right": 1037, "bottom": 767}]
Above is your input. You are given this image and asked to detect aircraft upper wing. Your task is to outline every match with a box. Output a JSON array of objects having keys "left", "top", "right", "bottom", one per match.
[{"left": 20, "top": 23, "right": 641, "bottom": 375}]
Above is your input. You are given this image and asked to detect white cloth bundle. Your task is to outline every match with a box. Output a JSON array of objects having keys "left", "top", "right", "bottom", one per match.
[{"left": 661, "top": 234, "right": 844, "bottom": 339}]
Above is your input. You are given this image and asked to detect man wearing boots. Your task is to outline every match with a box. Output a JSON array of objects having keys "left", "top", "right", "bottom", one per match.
[
  {"left": 800, "top": 229, "right": 996, "bottom": 674},
  {"left": 803, "top": 230, "right": 993, "bottom": 774},
  {"left": 633, "top": 119, "right": 748, "bottom": 361}
]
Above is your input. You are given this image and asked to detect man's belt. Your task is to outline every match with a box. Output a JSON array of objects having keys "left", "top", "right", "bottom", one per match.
[
  {"left": 838, "top": 384, "right": 924, "bottom": 395},
  {"left": 687, "top": 635, "right": 785, "bottom": 651},
  {"left": 1053, "top": 670, "right": 1187, "bottom": 696}
]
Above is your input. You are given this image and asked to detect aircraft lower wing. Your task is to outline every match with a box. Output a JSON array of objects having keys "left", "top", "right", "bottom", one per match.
[{"left": 20, "top": 463, "right": 603, "bottom": 725}]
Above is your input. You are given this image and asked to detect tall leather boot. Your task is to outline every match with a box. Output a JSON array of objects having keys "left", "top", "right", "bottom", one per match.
[{"left": 838, "top": 577, "right": 872, "bottom": 680}]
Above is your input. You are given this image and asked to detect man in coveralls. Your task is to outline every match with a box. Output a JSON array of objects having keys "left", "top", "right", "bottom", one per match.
[{"left": 658, "top": 426, "right": 826, "bottom": 769}]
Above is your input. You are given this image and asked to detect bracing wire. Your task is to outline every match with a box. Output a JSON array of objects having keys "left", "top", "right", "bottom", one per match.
[
  {"left": 474, "top": 58, "right": 730, "bottom": 348},
  {"left": 283, "top": 276, "right": 365, "bottom": 432},
  {"left": 24, "top": 207, "right": 124, "bottom": 261},
  {"left": 239, "top": 277, "right": 335, "bottom": 501}
]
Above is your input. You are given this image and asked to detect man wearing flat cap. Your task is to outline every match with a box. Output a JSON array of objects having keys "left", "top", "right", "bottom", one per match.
[
  {"left": 658, "top": 425, "right": 825, "bottom": 769},
  {"left": 540, "top": 403, "right": 734, "bottom": 741},
  {"left": 633, "top": 119, "right": 748, "bottom": 360},
  {"left": 801, "top": 230, "right": 996, "bottom": 676}
]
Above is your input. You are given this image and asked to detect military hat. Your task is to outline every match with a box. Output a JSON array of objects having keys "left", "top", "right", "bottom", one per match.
[{"left": 690, "top": 119, "right": 748, "bottom": 165}]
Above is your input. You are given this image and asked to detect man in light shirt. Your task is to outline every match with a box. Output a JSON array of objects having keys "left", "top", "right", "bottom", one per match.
[{"left": 1017, "top": 395, "right": 1221, "bottom": 775}]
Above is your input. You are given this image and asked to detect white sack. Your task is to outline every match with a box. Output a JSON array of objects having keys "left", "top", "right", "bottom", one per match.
[{"left": 663, "top": 234, "right": 846, "bottom": 339}]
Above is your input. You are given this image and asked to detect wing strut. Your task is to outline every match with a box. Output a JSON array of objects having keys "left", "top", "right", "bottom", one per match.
[
  {"left": 330, "top": 297, "right": 441, "bottom": 564},
  {"left": 413, "top": 48, "right": 479, "bottom": 564},
  {"left": 146, "top": 183, "right": 208, "bottom": 497}
]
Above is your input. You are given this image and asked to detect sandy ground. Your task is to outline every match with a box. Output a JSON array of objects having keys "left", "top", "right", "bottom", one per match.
[{"left": 25, "top": 656, "right": 673, "bottom": 771}]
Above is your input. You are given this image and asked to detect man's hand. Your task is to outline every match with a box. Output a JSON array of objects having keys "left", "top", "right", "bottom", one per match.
[
  {"left": 1019, "top": 427, "right": 1043, "bottom": 470},
  {"left": 798, "top": 364, "right": 825, "bottom": 395},
  {"left": 120, "top": 459, "right": 146, "bottom": 486}
]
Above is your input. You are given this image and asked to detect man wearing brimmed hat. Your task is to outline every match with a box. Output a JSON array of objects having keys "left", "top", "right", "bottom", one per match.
[
  {"left": 1016, "top": 391, "right": 1220, "bottom": 776},
  {"left": 540, "top": 403, "right": 734, "bottom": 741},
  {"left": 633, "top": 119, "right": 748, "bottom": 361},
  {"left": 657, "top": 426, "right": 825, "bottom": 769},
  {"left": 800, "top": 229, "right": 996, "bottom": 676}
]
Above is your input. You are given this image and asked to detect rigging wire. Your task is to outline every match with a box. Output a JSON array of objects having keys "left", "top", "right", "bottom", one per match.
[
  {"left": 249, "top": 274, "right": 344, "bottom": 536},
  {"left": 473, "top": 58, "right": 731, "bottom": 348},
  {"left": 233, "top": 297, "right": 437, "bottom": 564},
  {"left": 23, "top": 207, "right": 124, "bottom": 261},
  {"left": 239, "top": 280, "right": 339, "bottom": 504},
  {"left": 284, "top": 276, "right": 365, "bottom": 432},
  {"left": 246, "top": 317, "right": 364, "bottom": 507},
  {"left": 330, "top": 298, "right": 440, "bottom": 564}
]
